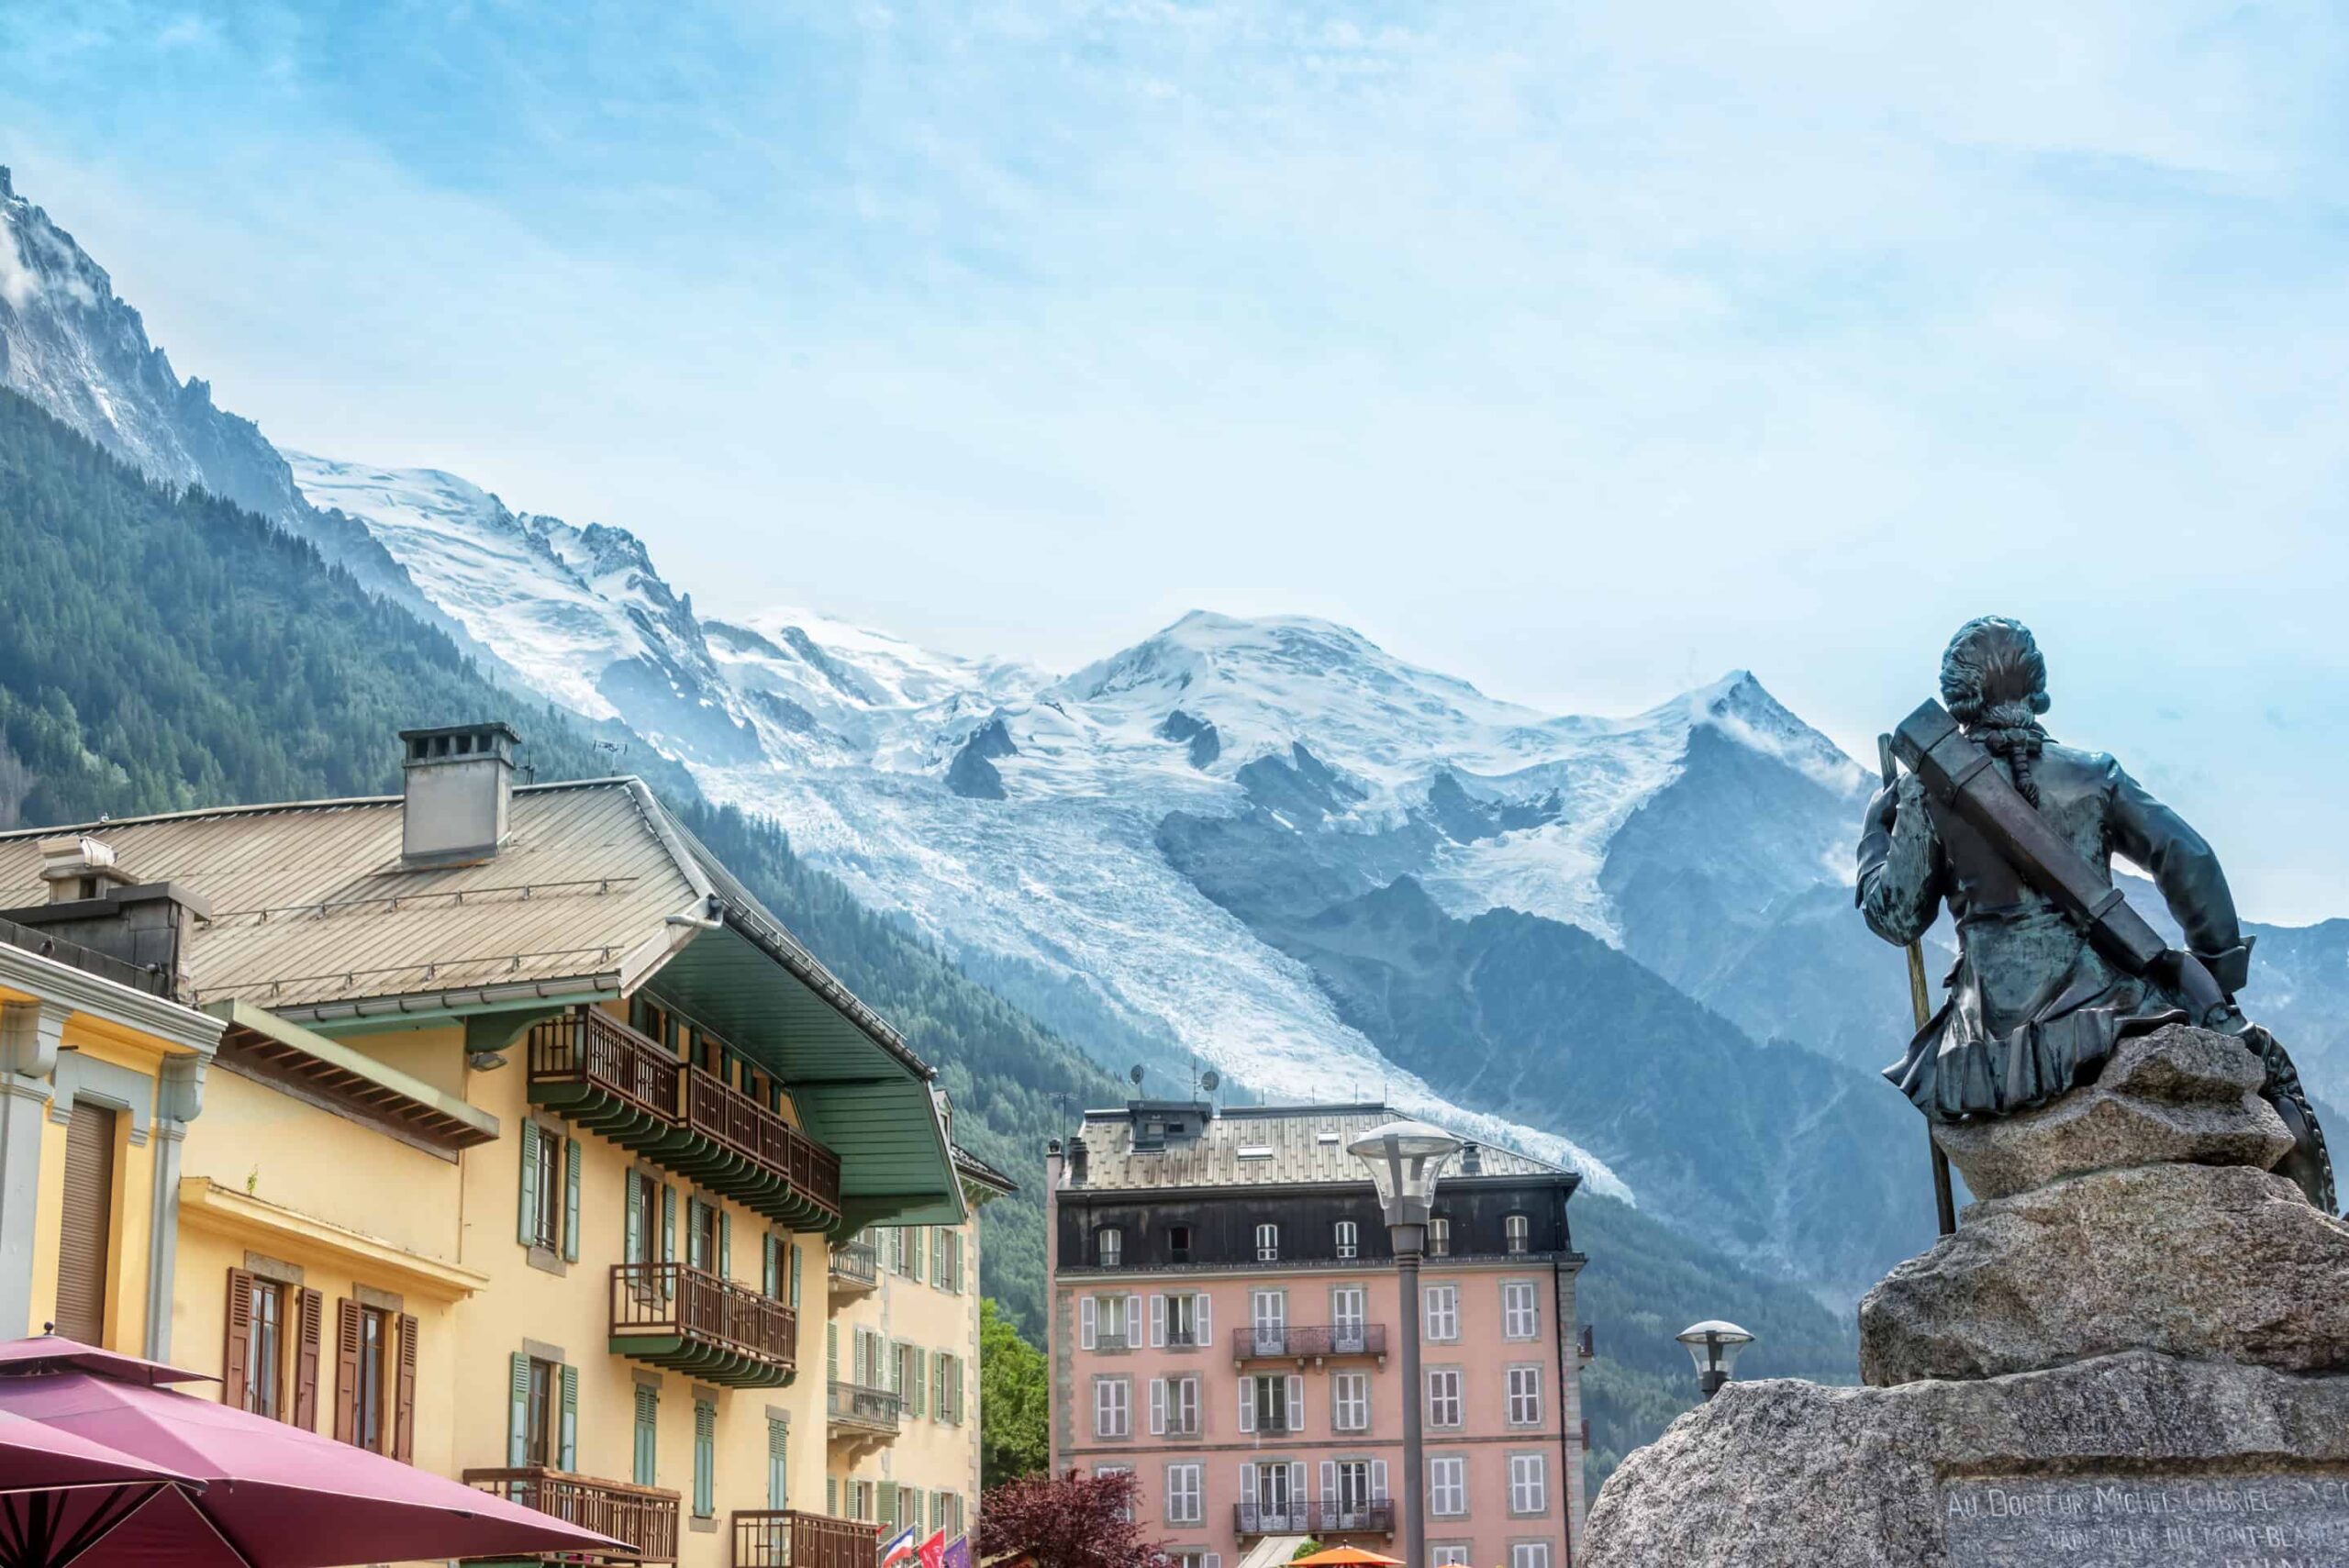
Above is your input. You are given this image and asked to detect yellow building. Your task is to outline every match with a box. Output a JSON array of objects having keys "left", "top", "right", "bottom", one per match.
[
  {"left": 824, "top": 1143, "right": 1014, "bottom": 1541},
  {"left": 0, "top": 836, "right": 223, "bottom": 1356},
  {"left": 0, "top": 723, "right": 984, "bottom": 1568}
]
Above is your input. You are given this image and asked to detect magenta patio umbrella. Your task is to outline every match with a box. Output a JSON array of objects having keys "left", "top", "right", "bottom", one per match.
[
  {"left": 0, "top": 1406, "right": 201, "bottom": 1568},
  {"left": 0, "top": 1337, "right": 630, "bottom": 1567}
]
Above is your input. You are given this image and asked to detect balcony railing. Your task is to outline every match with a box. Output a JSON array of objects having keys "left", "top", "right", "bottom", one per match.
[
  {"left": 826, "top": 1381, "right": 902, "bottom": 1437},
  {"left": 730, "top": 1510, "right": 880, "bottom": 1568},
  {"left": 828, "top": 1240, "right": 879, "bottom": 1291},
  {"left": 462, "top": 1467, "right": 681, "bottom": 1563},
  {"left": 1232, "top": 1325, "right": 1387, "bottom": 1361},
  {"left": 1235, "top": 1500, "right": 1396, "bottom": 1537},
  {"left": 609, "top": 1262, "right": 796, "bottom": 1387},
  {"left": 527, "top": 1007, "right": 842, "bottom": 1229}
]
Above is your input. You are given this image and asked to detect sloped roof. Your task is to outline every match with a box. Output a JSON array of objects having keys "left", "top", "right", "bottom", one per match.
[
  {"left": 0, "top": 782, "right": 694, "bottom": 1011},
  {"left": 1065, "top": 1102, "right": 1567, "bottom": 1193}
]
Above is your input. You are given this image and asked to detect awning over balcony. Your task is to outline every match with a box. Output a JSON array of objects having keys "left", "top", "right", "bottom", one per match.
[{"left": 640, "top": 916, "right": 962, "bottom": 1231}]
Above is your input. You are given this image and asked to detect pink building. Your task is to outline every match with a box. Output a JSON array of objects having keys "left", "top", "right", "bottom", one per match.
[{"left": 1046, "top": 1102, "right": 1589, "bottom": 1568}]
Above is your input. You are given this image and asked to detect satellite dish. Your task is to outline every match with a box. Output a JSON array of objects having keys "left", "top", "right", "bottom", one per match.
[
  {"left": 1129, "top": 1064, "right": 1147, "bottom": 1087},
  {"left": 1199, "top": 1070, "right": 1220, "bottom": 1094}
]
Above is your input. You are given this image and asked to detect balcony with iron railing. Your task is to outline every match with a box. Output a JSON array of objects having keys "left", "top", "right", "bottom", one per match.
[
  {"left": 1235, "top": 1500, "right": 1396, "bottom": 1538},
  {"left": 608, "top": 1262, "right": 796, "bottom": 1387},
  {"left": 527, "top": 1006, "right": 842, "bottom": 1231},
  {"left": 730, "top": 1509, "right": 880, "bottom": 1568},
  {"left": 826, "top": 1381, "right": 903, "bottom": 1440},
  {"left": 462, "top": 1467, "right": 681, "bottom": 1563},
  {"left": 827, "top": 1239, "right": 879, "bottom": 1294},
  {"left": 1231, "top": 1324, "right": 1388, "bottom": 1362}
]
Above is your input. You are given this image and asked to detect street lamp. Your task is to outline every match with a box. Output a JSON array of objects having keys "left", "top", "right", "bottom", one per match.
[
  {"left": 1676, "top": 1319, "right": 1755, "bottom": 1399},
  {"left": 1349, "top": 1119, "right": 1462, "bottom": 1568}
]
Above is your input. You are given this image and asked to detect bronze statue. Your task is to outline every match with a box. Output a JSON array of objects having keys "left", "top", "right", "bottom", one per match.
[{"left": 1858, "top": 616, "right": 2333, "bottom": 1210}]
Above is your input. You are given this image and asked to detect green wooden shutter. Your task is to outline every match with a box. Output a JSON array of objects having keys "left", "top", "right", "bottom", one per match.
[
  {"left": 788, "top": 1242, "right": 802, "bottom": 1308},
  {"left": 633, "top": 1384, "right": 659, "bottom": 1485},
  {"left": 762, "top": 1235, "right": 776, "bottom": 1296},
  {"left": 559, "top": 1363, "right": 578, "bottom": 1471},
  {"left": 720, "top": 1211, "right": 732, "bottom": 1281},
  {"left": 766, "top": 1418, "right": 788, "bottom": 1508},
  {"left": 625, "top": 1171, "right": 643, "bottom": 1262},
  {"left": 879, "top": 1481, "right": 898, "bottom": 1531},
  {"left": 507, "top": 1352, "right": 530, "bottom": 1465},
  {"left": 910, "top": 1227, "right": 924, "bottom": 1283},
  {"left": 517, "top": 1123, "right": 541, "bottom": 1246},
  {"left": 693, "top": 1398, "right": 716, "bottom": 1517},
  {"left": 562, "top": 1137, "right": 582, "bottom": 1263},
  {"left": 827, "top": 1322, "right": 839, "bottom": 1383},
  {"left": 827, "top": 1476, "right": 838, "bottom": 1516},
  {"left": 662, "top": 1184, "right": 676, "bottom": 1262}
]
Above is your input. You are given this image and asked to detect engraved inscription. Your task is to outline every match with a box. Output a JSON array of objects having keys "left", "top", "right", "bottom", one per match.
[{"left": 1944, "top": 1474, "right": 2349, "bottom": 1567}]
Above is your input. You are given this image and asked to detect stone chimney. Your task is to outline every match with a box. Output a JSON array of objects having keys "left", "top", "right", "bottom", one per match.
[
  {"left": 398, "top": 723, "right": 520, "bottom": 868},
  {"left": 5, "top": 837, "right": 211, "bottom": 998},
  {"left": 38, "top": 836, "right": 135, "bottom": 904},
  {"left": 1460, "top": 1141, "right": 1483, "bottom": 1175}
]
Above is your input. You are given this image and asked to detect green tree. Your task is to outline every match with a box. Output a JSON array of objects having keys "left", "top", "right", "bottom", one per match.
[{"left": 979, "top": 1297, "right": 1049, "bottom": 1487}]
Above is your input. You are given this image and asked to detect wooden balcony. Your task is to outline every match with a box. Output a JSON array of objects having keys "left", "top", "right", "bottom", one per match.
[
  {"left": 527, "top": 1006, "right": 842, "bottom": 1231},
  {"left": 827, "top": 1240, "right": 879, "bottom": 1295},
  {"left": 1235, "top": 1500, "right": 1395, "bottom": 1539},
  {"left": 1231, "top": 1324, "right": 1388, "bottom": 1362},
  {"left": 462, "top": 1467, "right": 680, "bottom": 1563},
  {"left": 609, "top": 1262, "right": 796, "bottom": 1387},
  {"left": 730, "top": 1510, "right": 880, "bottom": 1568}
]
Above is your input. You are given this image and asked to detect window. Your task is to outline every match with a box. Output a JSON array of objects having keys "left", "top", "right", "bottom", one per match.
[
  {"left": 344, "top": 1302, "right": 394, "bottom": 1454},
  {"left": 1095, "top": 1464, "right": 1134, "bottom": 1522},
  {"left": 1426, "top": 1368, "right": 1463, "bottom": 1429},
  {"left": 935, "top": 1352, "right": 967, "bottom": 1425},
  {"left": 1095, "top": 1376, "right": 1131, "bottom": 1438},
  {"left": 768, "top": 1418, "right": 789, "bottom": 1508},
  {"left": 689, "top": 1200, "right": 721, "bottom": 1275},
  {"left": 1333, "top": 1220, "right": 1358, "bottom": 1260},
  {"left": 1502, "top": 1279, "right": 1540, "bottom": 1340},
  {"left": 1242, "top": 1373, "right": 1299, "bottom": 1434},
  {"left": 1505, "top": 1212, "right": 1531, "bottom": 1254},
  {"left": 1510, "top": 1547, "right": 1552, "bottom": 1568},
  {"left": 1428, "top": 1216, "right": 1451, "bottom": 1257},
  {"left": 1098, "top": 1227, "right": 1123, "bottom": 1267},
  {"left": 1152, "top": 1374, "right": 1201, "bottom": 1436},
  {"left": 1097, "top": 1293, "right": 1133, "bottom": 1350},
  {"left": 1432, "top": 1549, "right": 1472, "bottom": 1567},
  {"left": 1509, "top": 1452, "right": 1549, "bottom": 1514},
  {"left": 1165, "top": 1292, "right": 1200, "bottom": 1347},
  {"left": 1330, "top": 1285, "right": 1367, "bottom": 1352},
  {"left": 1254, "top": 1223, "right": 1279, "bottom": 1262},
  {"left": 693, "top": 1397, "right": 717, "bottom": 1518},
  {"left": 1332, "top": 1372, "right": 1370, "bottom": 1432},
  {"left": 1423, "top": 1283, "right": 1459, "bottom": 1341},
  {"left": 1250, "top": 1289, "right": 1286, "bottom": 1356},
  {"left": 1329, "top": 1460, "right": 1380, "bottom": 1524},
  {"left": 1429, "top": 1456, "right": 1467, "bottom": 1517},
  {"left": 1166, "top": 1462, "right": 1203, "bottom": 1526},
  {"left": 226, "top": 1273, "right": 306, "bottom": 1421},
  {"left": 517, "top": 1122, "right": 577, "bottom": 1262},
  {"left": 1167, "top": 1225, "right": 1193, "bottom": 1263},
  {"left": 527, "top": 1359, "right": 553, "bottom": 1464},
  {"left": 1508, "top": 1364, "right": 1543, "bottom": 1425},
  {"left": 633, "top": 1385, "right": 659, "bottom": 1485}
]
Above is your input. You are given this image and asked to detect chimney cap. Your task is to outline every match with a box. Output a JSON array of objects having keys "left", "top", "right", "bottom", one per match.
[{"left": 398, "top": 722, "right": 521, "bottom": 769}]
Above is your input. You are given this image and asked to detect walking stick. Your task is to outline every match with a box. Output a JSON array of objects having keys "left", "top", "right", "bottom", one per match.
[{"left": 1880, "top": 733, "right": 1959, "bottom": 1239}]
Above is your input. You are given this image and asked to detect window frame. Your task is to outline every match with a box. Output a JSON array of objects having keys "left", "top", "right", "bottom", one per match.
[
  {"left": 1425, "top": 1366, "right": 1464, "bottom": 1429},
  {"left": 1098, "top": 1226, "right": 1124, "bottom": 1267},
  {"left": 1422, "top": 1282, "right": 1460, "bottom": 1342},
  {"left": 1506, "top": 1363, "right": 1543, "bottom": 1427},
  {"left": 1504, "top": 1211, "right": 1531, "bottom": 1255},
  {"left": 1254, "top": 1222, "right": 1279, "bottom": 1262},
  {"left": 1331, "top": 1370, "right": 1370, "bottom": 1432},
  {"left": 1094, "top": 1374, "right": 1132, "bottom": 1439},
  {"left": 1165, "top": 1462, "right": 1204, "bottom": 1526},
  {"left": 1508, "top": 1451, "right": 1549, "bottom": 1516},
  {"left": 1501, "top": 1279, "right": 1540, "bottom": 1340},
  {"left": 1428, "top": 1454, "right": 1468, "bottom": 1518},
  {"left": 1333, "top": 1219, "right": 1358, "bottom": 1260},
  {"left": 1427, "top": 1215, "right": 1451, "bottom": 1257}
]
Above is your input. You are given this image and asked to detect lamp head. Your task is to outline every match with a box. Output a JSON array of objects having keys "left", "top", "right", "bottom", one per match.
[
  {"left": 1347, "top": 1118, "right": 1464, "bottom": 1229},
  {"left": 1675, "top": 1319, "right": 1755, "bottom": 1397}
]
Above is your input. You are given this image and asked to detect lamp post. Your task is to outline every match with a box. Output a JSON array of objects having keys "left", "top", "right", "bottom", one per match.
[
  {"left": 1675, "top": 1319, "right": 1755, "bottom": 1399},
  {"left": 1349, "top": 1119, "right": 1463, "bottom": 1568}
]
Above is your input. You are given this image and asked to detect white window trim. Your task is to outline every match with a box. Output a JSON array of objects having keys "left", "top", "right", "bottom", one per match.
[
  {"left": 1426, "top": 1366, "right": 1464, "bottom": 1430},
  {"left": 1501, "top": 1278, "right": 1541, "bottom": 1340},
  {"left": 1508, "top": 1451, "right": 1550, "bottom": 1516},
  {"left": 1428, "top": 1454, "right": 1469, "bottom": 1518},
  {"left": 1507, "top": 1362, "right": 1545, "bottom": 1427}
]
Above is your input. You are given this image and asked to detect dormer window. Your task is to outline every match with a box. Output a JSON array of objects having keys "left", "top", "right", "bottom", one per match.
[
  {"left": 1255, "top": 1223, "right": 1279, "bottom": 1262},
  {"left": 1505, "top": 1212, "right": 1531, "bottom": 1255},
  {"left": 1167, "top": 1225, "right": 1193, "bottom": 1263},
  {"left": 1428, "top": 1217, "right": 1451, "bottom": 1258},
  {"left": 1334, "top": 1220, "right": 1358, "bottom": 1260},
  {"left": 1098, "top": 1227, "right": 1123, "bottom": 1267}
]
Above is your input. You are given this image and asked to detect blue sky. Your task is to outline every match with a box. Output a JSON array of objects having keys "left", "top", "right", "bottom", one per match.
[{"left": 5, "top": 2, "right": 2348, "bottom": 917}]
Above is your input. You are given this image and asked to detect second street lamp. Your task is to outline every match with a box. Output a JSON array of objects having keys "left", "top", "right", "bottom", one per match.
[
  {"left": 1676, "top": 1319, "right": 1756, "bottom": 1399},
  {"left": 1348, "top": 1119, "right": 1463, "bottom": 1568}
]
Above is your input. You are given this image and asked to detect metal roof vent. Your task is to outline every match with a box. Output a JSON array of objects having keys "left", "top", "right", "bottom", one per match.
[{"left": 398, "top": 722, "right": 520, "bottom": 868}]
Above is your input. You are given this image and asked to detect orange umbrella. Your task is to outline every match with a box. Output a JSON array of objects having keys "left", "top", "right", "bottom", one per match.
[{"left": 1291, "top": 1550, "right": 1405, "bottom": 1567}]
